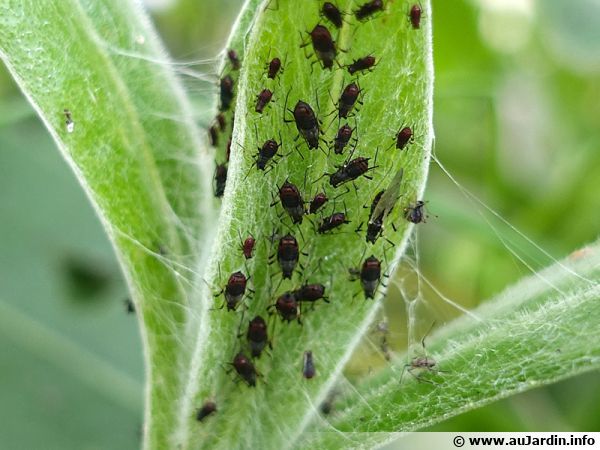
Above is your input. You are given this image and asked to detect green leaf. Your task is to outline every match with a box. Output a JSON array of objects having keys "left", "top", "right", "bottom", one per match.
[
  {"left": 298, "top": 241, "right": 600, "bottom": 449},
  {"left": 0, "top": 1, "right": 215, "bottom": 448},
  {"left": 177, "top": 1, "right": 434, "bottom": 449}
]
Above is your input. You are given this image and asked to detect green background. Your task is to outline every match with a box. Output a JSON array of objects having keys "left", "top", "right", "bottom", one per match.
[{"left": 0, "top": 0, "right": 598, "bottom": 448}]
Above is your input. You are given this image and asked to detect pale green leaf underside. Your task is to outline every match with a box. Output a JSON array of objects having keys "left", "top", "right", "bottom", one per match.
[
  {"left": 299, "top": 242, "right": 600, "bottom": 450},
  {"left": 179, "top": 1, "right": 434, "bottom": 449}
]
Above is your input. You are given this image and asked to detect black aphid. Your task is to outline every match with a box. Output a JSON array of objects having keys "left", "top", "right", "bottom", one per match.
[
  {"left": 355, "top": 0, "right": 384, "bottom": 20},
  {"left": 220, "top": 75, "right": 234, "bottom": 111},
  {"left": 318, "top": 212, "right": 350, "bottom": 233},
  {"left": 305, "top": 24, "right": 336, "bottom": 69},
  {"left": 273, "top": 180, "right": 305, "bottom": 223},
  {"left": 366, "top": 191, "right": 385, "bottom": 243},
  {"left": 293, "top": 283, "right": 328, "bottom": 303},
  {"left": 278, "top": 234, "right": 300, "bottom": 279},
  {"left": 213, "top": 164, "right": 227, "bottom": 197},
  {"left": 255, "top": 138, "right": 281, "bottom": 170},
  {"left": 227, "top": 49, "right": 241, "bottom": 70},
  {"left": 350, "top": 255, "right": 381, "bottom": 299},
  {"left": 338, "top": 82, "right": 361, "bottom": 118},
  {"left": 268, "top": 57, "right": 282, "bottom": 79},
  {"left": 246, "top": 315, "right": 269, "bottom": 358},
  {"left": 241, "top": 235, "right": 256, "bottom": 259},
  {"left": 209, "top": 125, "right": 219, "bottom": 146},
  {"left": 232, "top": 352, "right": 257, "bottom": 386},
  {"left": 329, "top": 157, "right": 373, "bottom": 188},
  {"left": 216, "top": 113, "right": 226, "bottom": 132},
  {"left": 221, "top": 271, "right": 248, "bottom": 311},
  {"left": 196, "top": 401, "right": 217, "bottom": 422},
  {"left": 285, "top": 99, "right": 320, "bottom": 149},
  {"left": 270, "top": 291, "right": 301, "bottom": 323},
  {"left": 255, "top": 88, "right": 273, "bottom": 113},
  {"left": 409, "top": 4, "right": 422, "bottom": 29},
  {"left": 322, "top": 2, "right": 343, "bottom": 28},
  {"left": 333, "top": 124, "right": 354, "bottom": 154},
  {"left": 395, "top": 126, "right": 414, "bottom": 150},
  {"left": 404, "top": 200, "right": 426, "bottom": 223},
  {"left": 303, "top": 351, "right": 316, "bottom": 379},
  {"left": 309, "top": 192, "right": 328, "bottom": 214},
  {"left": 124, "top": 298, "right": 135, "bottom": 314},
  {"left": 347, "top": 55, "right": 376, "bottom": 74}
]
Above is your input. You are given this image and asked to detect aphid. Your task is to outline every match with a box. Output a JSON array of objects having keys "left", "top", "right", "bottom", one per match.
[
  {"left": 293, "top": 283, "right": 328, "bottom": 303},
  {"left": 63, "top": 108, "right": 74, "bottom": 133},
  {"left": 318, "top": 212, "right": 350, "bottom": 233},
  {"left": 221, "top": 271, "right": 248, "bottom": 311},
  {"left": 338, "top": 83, "right": 361, "bottom": 119},
  {"left": 124, "top": 298, "right": 135, "bottom": 314},
  {"left": 303, "top": 351, "right": 316, "bottom": 379},
  {"left": 209, "top": 125, "right": 219, "bottom": 146},
  {"left": 409, "top": 4, "right": 422, "bottom": 29},
  {"left": 404, "top": 200, "right": 426, "bottom": 223},
  {"left": 216, "top": 113, "right": 226, "bottom": 132},
  {"left": 401, "top": 322, "right": 442, "bottom": 384},
  {"left": 241, "top": 235, "right": 256, "bottom": 259},
  {"left": 347, "top": 55, "right": 376, "bottom": 75},
  {"left": 333, "top": 124, "right": 354, "bottom": 155},
  {"left": 309, "top": 192, "right": 328, "bottom": 214},
  {"left": 255, "top": 137, "right": 281, "bottom": 170},
  {"left": 355, "top": 0, "right": 384, "bottom": 20},
  {"left": 196, "top": 401, "right": 217, "bottom": 422},
  {"left": 227, "top": 49, "right": 241, "bottom": 70},
  {"left": 220, "top": 75, "right": 234, "bottom": 111},
  {"left": 329, "top": 157, "right": 373, "bottom": 188},
  {"left": 320, "top": 391, "right": 337, "bottom": 415},
  {"left": 255, "top": 88, "right": 273, "bottom": 114},
  {"left": 213, "top": 164, "right": 227, "bottom": 197},
  {"left": 270, "top": 291, "right": 301, "bottom": 323},
  {"left": 322, "top": 2, "right": 343, "bottom": 28},
  {"left": 273, "top": 180, "right": 305, "bottom": 224},
  {"left": 350, "top": 255, "right": 381, "bottom": 299},
  {"left": 232, "top": 352, "right": 257, "bottom": 386},
  {"left": 305, "top": 24, "right": 336, "bottom": 69},
  {"left": 366, "top": 191, "right": 385, "bottom": 243},
  {"left": 246, "top": 315, "right": 269, "bottom": 358},
  {"left": 285, "top": 99, "right": 320, "bottom": 149},
  {"left": 268, "top": 57, "right": 282, "bottom": 79},
  {"left": 395, "top": 126, "right": 414, "bottom": 150},
  {"left": 278, "top": 234, "right": 300, "bottom": 279},
  {"left": 226, "top": 138, "right": 232, "bottom": 162}
]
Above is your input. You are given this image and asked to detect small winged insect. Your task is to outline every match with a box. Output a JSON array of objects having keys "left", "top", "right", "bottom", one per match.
[
  {"left": 329, "top": 157, "right": 374, "bottom": 188},
  {"left": 366, "top": 191, "right": 386, "bottom": 243},
  {"left": 303, "top": 351, "right": 316, "bottom": 379},
  {"left": 333, "top": 124, "right": 355, "bottom": 155},
  {"left": 350, "top": 255, "right": 381, "bottom": 299},
  {"left": 219, "top": 75, "right": 235, "bottom": 111},
  {"left": 227, "top": 49, "right": 241, "bottom": 70},
  {"left": 409, "top": 4, "right": 422, "bottom": 29},
  {"left": 63, "top": 109, "right": 74, "bottom": 133},
  {"left": 267, "top": 57, "right": 282, "bottom": 79},
  {"left": 209, "top": 125, "right": 219, "bottom": 146},
  {"left": 246, "top": 315, "right": 269, "bottom": 358},
  {"left": 213, "top": 164, "right": 227, "bottom": 197},
  {"left": 395, "top": 126, "right": 414, "bottom": 150},
  {"left": 355, "top": 0, "right": 384, "bottom": 20},
  {"left": 269, "top": 291, "right": 301, "bottom": 323},
  {"left": 231, "top": 352, "right": 258, "bottom": 387},
  {"left": 241, "top": 235, "right": 256, "bottom": 260},
  {"left": 318, "top": 211, "right": 350, "bottom": 234},
  {"left": 284, "top": 95, "right": 320, "bottom": 150},
  {"left": 366, "top": 168, "right": 403, "bottom": 243},
  {"left": 302, "top": 24, "right": 337, "bottom": 70},
  {"left": 217, "top": 271, "right": 248, "bottom": 311},
  {"left": 322, "top": 2, "right": 343, "bottom": 28},
  {"left": 308, "top": 191, "right": 328, "bottom": 214},
  {"left": 255, "top": 88, "right": 273, "bottom": 114},
  {"left": 404, "top": 200, "right": 427, "bottom": 223},
  {"left": 347, "top": 55, "right": 376, "bottom": 75},
  {"left": 277, "top": 234, "right": 300, "bottom": 279},
  {"left": 272, "top": 180, "right": 305, "bottom": 224},
  {"left": 293, "top": 283, "right": 328, "bottom": 304},
  {"left": 196, "top": 401, "right": 217, "bottom": 422},
  {"left": 401, "top": 322, "right": 443, "bottom": 384},
  {"left": 338, "top": 82, "right": 362, "bottom": 119}
]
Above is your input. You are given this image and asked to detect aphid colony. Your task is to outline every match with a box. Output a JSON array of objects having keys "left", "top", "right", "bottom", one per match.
[{"left": 198, "top": 1, "right": 428, "bottom": 420}]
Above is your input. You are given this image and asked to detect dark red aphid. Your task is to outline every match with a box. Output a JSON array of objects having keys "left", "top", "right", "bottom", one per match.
[
  {"left": 287, "top": 100, "right": 320, "bottom": 149},
  {"left": 333, "top": 124, "right": 354, "bottom": 154},
  {"left": 307, "top": 24, "right": 336, "bottom": 69},
  {"left": 271, "top": 291, "right": 301, "bottom": 323},
  {"left": 404, "top": 200, "right": 426, "bottom": 223},
  {"left": 309, "top": 192, "right": 328, "bottom": 214},
  {"left": 329, "top": 157, "right": 372, "bottom": 188},
  {"left": 213, "top": 164, "right": 227, "bottom": 197},
  {"left": 409, "top": 4, "right": 422, "bottom": 29},
  {"left": 273, "top": 180, "right": 305, "bottom": 224},
  {"left": 232, "top": 352, "right": 257, "bottom": 386},
  {"left": 396, "top": 126, "right": 414, "bottom": 150},
  {"left": 223, "top": 271, "right": 248, "bottom": 311},
  {"left": 246, "top": 315, "right": 269, "bottom": 358},
  {"left": 241, "top": 235, "right": 256, "bottom": 259},
  {"left": 227, "top": 49, "right": 241, "bottom": 70},
  {"left": 278, "top": 234, "right": 300, "bottom": 279},
  {"left": 216, "top": 113, "right": 226, "bottom": 131},
  {"left": 196, "top": 401, "right": 217, "bottom": 422},
  {"left": 322, "top": 2, "right": 343, "bottom": 28},
  {"left": 255, "top": 138, "right": 281, "bottom": 170},
  {"left": 268, "top": 57, "right": 281, "bottom": 79},
  {"left": 338, "top": 83, "right": 361, "bottom": 118},
  {"left": 347, "top": 55, "right": 376, "bottom": 75},
  {"left": 303, "top": 351, "right": 316, "bottom": 379},
  {"left": 226, "top": 138, "right": 232, "bottom": 162},
  {"left": 318, "top": 212, "right": 350, "bottom": 233},
  {"left": 255, "top": 88, "right": 273, "bottom": 114},
  {"left": 359, "top": 255, "right": 381, "bottom": 299},
  {"left": 355, "top": 0, "right": 384, "bottom": 20},
  {"left": 220, "top": 75, "right": 234, "bottom": 111},
  {"left": 293, "top": 283, "right": 328, "bottom": 303},
  {"left": 209, "top": 125, "right": 219, "bottom": 147}
]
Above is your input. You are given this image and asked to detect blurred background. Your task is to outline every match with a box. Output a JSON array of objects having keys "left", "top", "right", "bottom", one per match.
[{"left": 0, "top": 0, "right": 598, "bottom": 448}]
